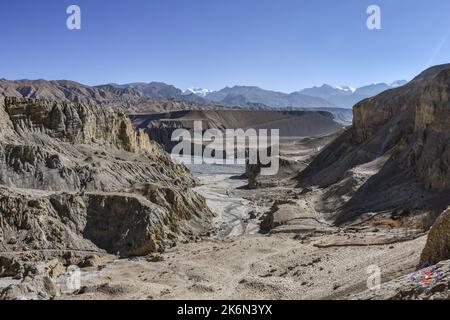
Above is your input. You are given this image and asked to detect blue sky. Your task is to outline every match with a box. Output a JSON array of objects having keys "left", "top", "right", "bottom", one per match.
[{"left": 0, "top": 0, "right": 449, "bottom": 92}]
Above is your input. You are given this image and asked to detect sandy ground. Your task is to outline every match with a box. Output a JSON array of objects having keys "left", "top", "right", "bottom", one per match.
[
  {"left": 59, "top": 166, "right": 427, "bottom": 300},
  {"left": 66, "top": 232, "right": 426, "bottom": 300}
]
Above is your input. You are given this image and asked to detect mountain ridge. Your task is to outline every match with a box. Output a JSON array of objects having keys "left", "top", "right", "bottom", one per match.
[
  {"left": 298, "top": 80, "right": 408, "bottom": 108},
  {"left": 0, "top": 78, "right": 408, "bottom": 111}
]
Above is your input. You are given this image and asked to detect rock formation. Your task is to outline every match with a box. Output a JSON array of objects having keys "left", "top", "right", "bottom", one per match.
[
  {"left": 296, "top": 64, "right": 450, "bottom": 226},
  {"left": 0, "top": 97, "right": 213, "bottom": 264},
  {"left": 420, "top": 207, "right": 450, "bottom": 265}
]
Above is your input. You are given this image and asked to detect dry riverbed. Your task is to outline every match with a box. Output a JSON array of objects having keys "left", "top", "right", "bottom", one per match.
[{"left": 58, "top": 162, "right": 427, "bottom": 300}]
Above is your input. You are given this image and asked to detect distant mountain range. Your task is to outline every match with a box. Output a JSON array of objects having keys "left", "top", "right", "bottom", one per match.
[
  {"left": 297, "top": 81, "right": 408, "bottom": 108},
  {"left": 0, "top": 78, "right": 407, "bottom": 126},
  {"left": 0, "top": 78, "right": 408, "bottom": 109},
  {"left": 100, "top": 82, "right": 207, "bottom": 104},
  {"left": 0, "top": 79, "right": 208, "bottom": 107},
  {"left": 204, "top": 86, "right": 335, "bottom": 109},
  {"left": 202, "top": 81, "right": 408, "bottom": 109}
]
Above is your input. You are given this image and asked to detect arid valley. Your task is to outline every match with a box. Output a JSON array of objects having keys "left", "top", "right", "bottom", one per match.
[{"left": 0, "top": 63, "right": 449, "bottom": 301}]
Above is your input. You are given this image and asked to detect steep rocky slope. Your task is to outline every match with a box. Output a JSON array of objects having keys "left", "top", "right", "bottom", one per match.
[
  {"left": 0, "top": 97, "right": 213, "bottom": 262},
  {"left": 296, "top": 64, "right": 450, "bottom": 226}
]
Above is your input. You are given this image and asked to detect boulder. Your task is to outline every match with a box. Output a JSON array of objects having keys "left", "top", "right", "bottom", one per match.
[
  {"left": 79, "top": 255, "right": 102, "bottom": 268},
  {"left": 420, "top": 207, "right": 450, "bottom": 265}
]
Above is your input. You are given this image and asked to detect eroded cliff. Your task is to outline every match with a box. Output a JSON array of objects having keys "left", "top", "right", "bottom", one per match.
[
  {"left": 296, "top": 64, "right": 450, "bottom": 226},
  {"left": 0, "top": 97, "right": 213, "bottom": 262}
]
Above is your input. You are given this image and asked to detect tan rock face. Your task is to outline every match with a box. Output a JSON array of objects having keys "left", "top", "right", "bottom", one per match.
[
  {"left": 420, "top": 207, "right": 450, "bottom": 265},
  {"left": 412, "top": 72, "right": 450, "bottom": 190},
  {"left": 297, "top": 64, "right": 450, "bottom": 225},
  {"left": 3, "top": 97, "right": 156, "bottom": 153},
  {"left": 0, "top": 97, "right": 197, "bottom": 192},
  {"left": 0, "top": 97, "right": 214, "bottom": 259},
  {"left": 352, "top": 66, "right": 450, "bottom": 191}
]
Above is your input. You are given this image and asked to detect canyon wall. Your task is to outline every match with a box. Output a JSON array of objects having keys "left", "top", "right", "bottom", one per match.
[
  {"left": 296, "top": 64, "right": 450, "bottom": 225},
  {"left": 0, "top": 97, "right": 213, "bottom": 260}
]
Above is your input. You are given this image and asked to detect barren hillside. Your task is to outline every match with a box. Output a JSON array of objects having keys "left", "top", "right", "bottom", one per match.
[
  {"left": 296, "top": 64, "right": 450, "bottom": 226},
  {"left": 0, "top": 97, "right": 213, "bottom": 262}
]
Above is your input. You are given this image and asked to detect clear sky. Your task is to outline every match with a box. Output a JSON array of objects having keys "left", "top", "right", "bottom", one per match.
[{"left": 0, "top": 0, "right": 449, "bottom": 92}]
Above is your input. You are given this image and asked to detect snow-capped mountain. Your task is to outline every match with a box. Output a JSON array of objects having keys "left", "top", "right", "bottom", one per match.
[
  {"left": 299, "top": 81, "right": 408, "bottom": 108},
  {"left": 335, "top": 85, "right": 356, "bottom": 93},
  {"left": 299, "top": 84, "right": 354, "bottom": 101},
  {"left": 205, "top": 85, "right": 334, "bottom": 109},
  {"left": 183, "top": 88, "right": 212, "bottom": 97}
]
